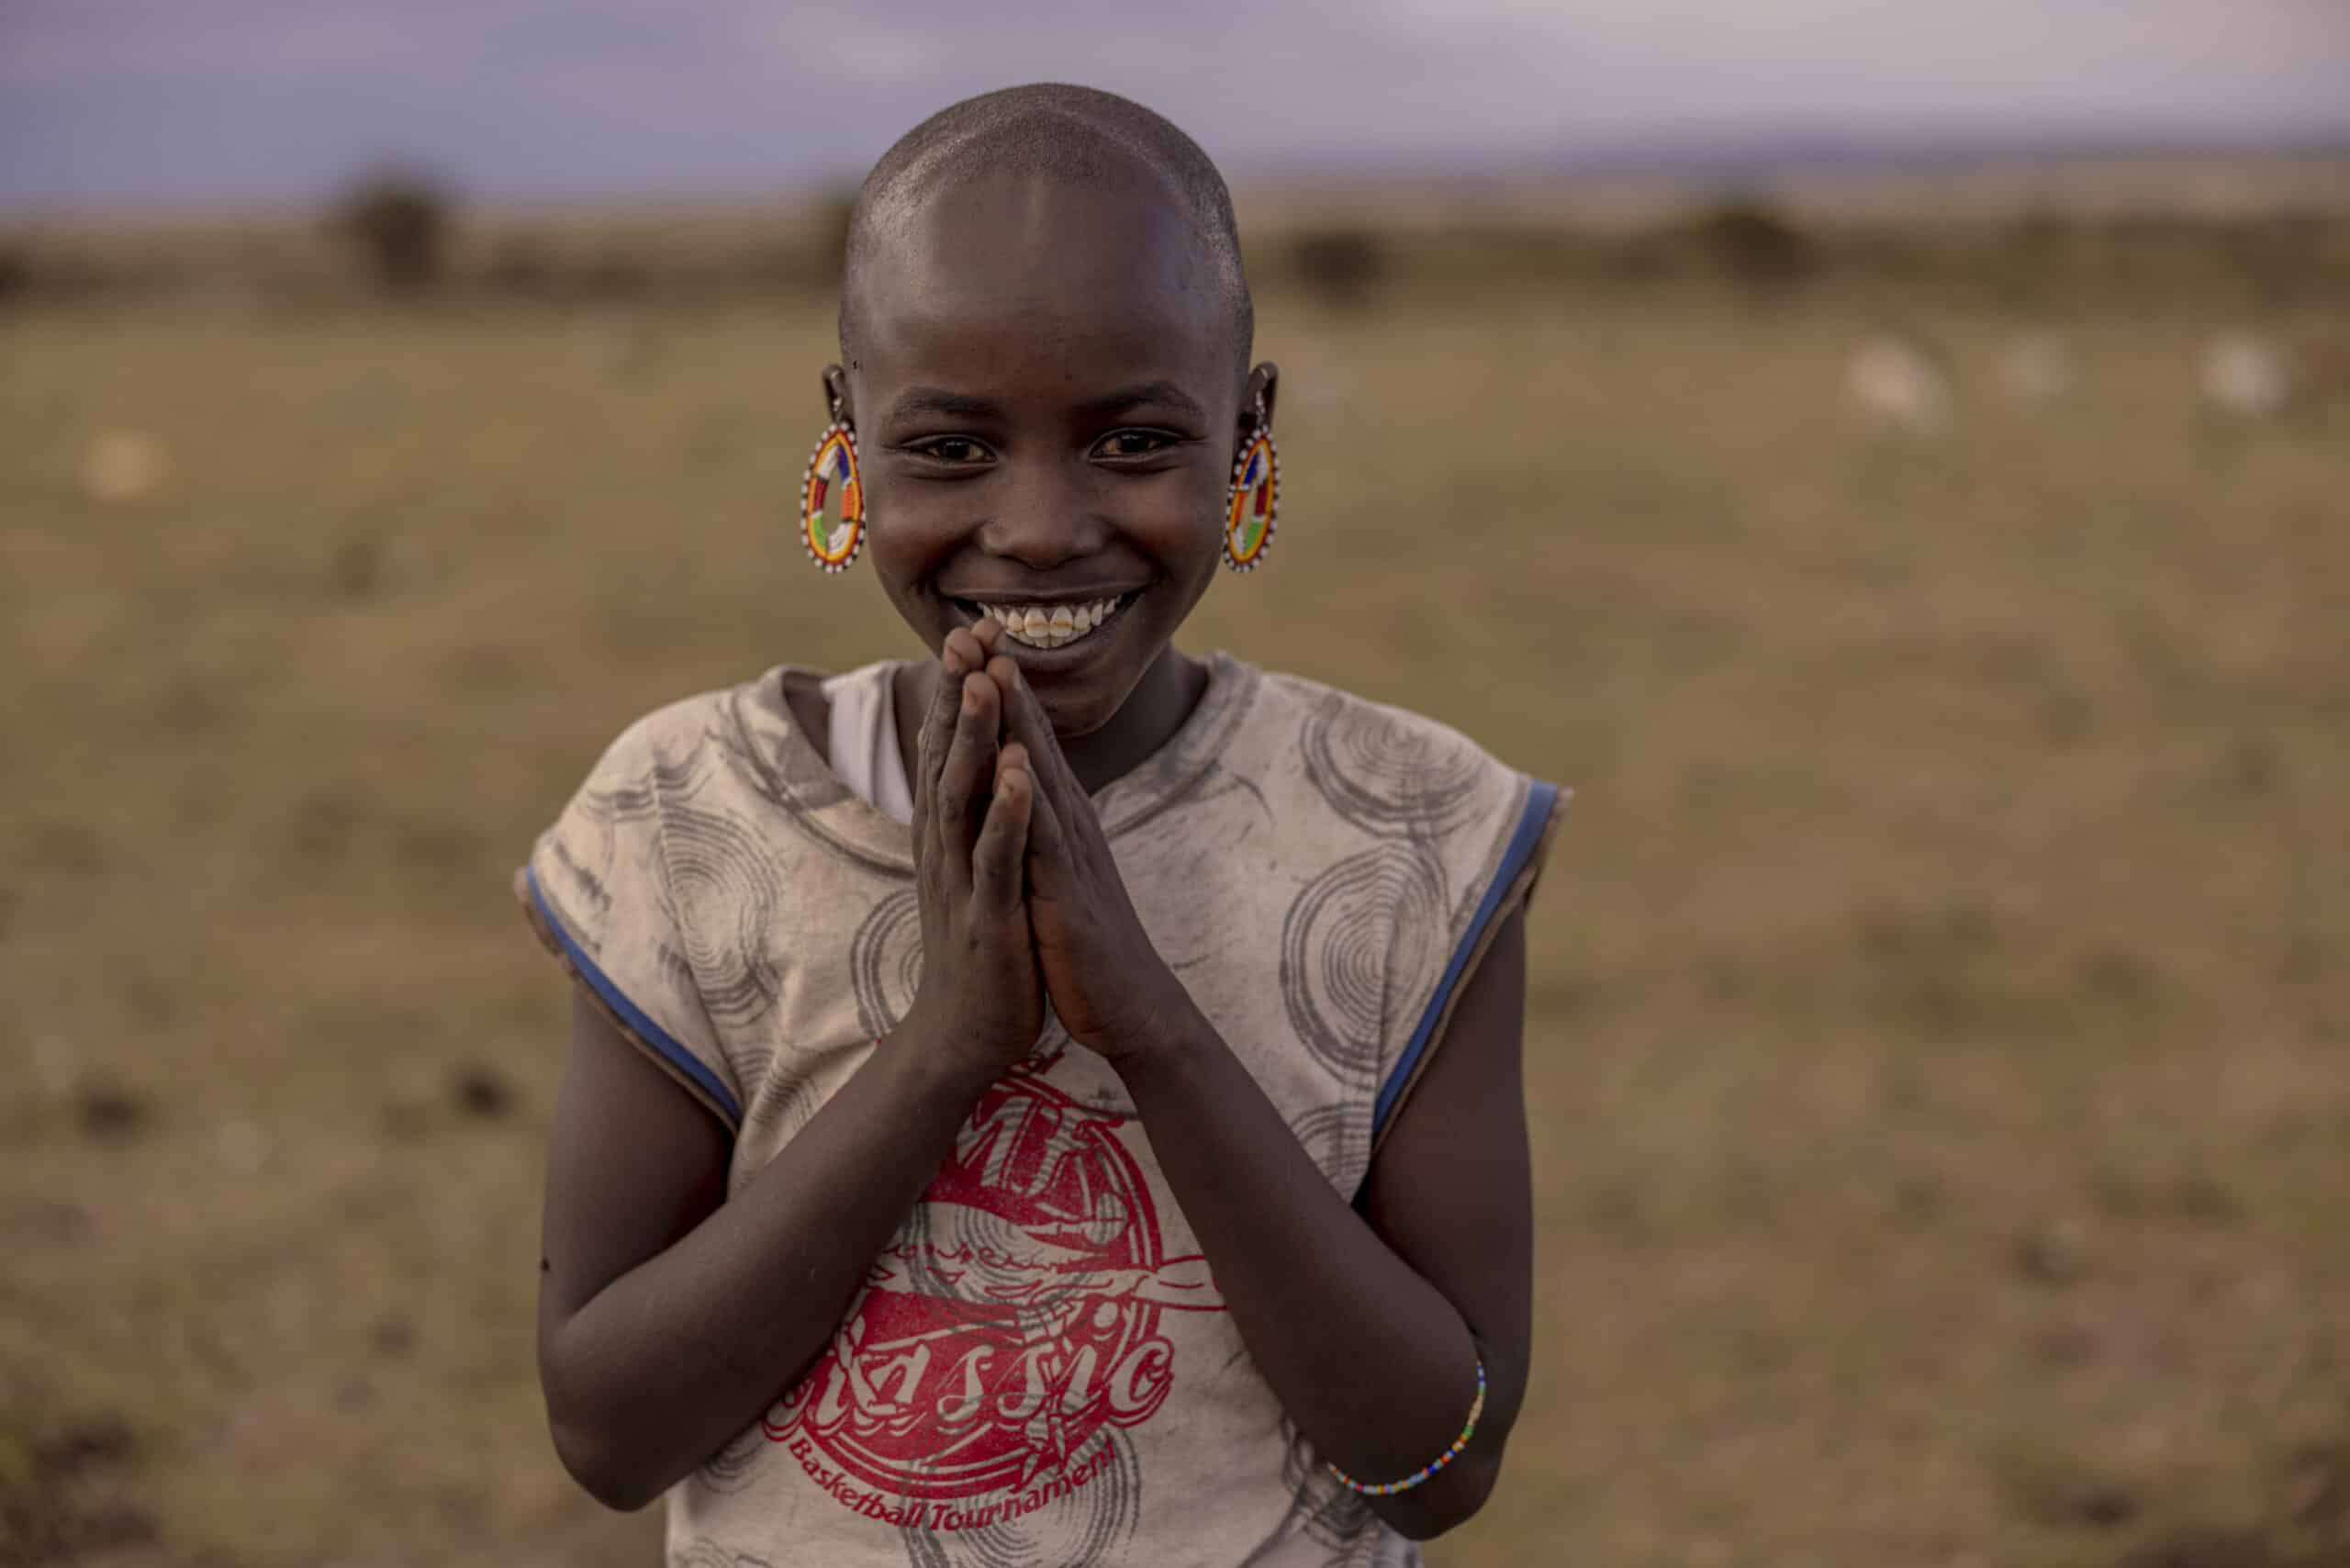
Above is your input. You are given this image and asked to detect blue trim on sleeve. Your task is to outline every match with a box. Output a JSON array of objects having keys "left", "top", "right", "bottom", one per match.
[
  {"left": 1371, "top": 780, "right": 1559, "bottom": 1138},
  {"left": 525, "top": 864, "right": 743, "bottom": 1129}
]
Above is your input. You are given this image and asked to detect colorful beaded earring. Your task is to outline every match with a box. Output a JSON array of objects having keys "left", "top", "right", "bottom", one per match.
[
  {"left": 800, "top": 404, "right": 866, "bottom": 573},
  {"left": 1224, "top": 394, "right": 1279, "bottom": 572}
]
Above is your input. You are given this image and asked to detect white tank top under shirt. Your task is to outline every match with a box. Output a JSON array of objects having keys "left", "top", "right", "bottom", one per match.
[{"left": 820, "top": 666, "right": 914, "bottom": 825}]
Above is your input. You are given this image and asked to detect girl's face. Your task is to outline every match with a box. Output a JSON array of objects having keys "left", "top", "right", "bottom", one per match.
[{"left": 834, "top": 170, "right": 1270, "bottom": 739}]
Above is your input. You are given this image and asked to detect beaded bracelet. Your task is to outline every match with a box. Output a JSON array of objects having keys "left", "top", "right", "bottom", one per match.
[{"left": 1325, "top": 1360, "right": 1487, "bottom": 1497}]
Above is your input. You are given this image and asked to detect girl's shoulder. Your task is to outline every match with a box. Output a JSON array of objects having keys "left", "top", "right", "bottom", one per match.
[
  {"left": 512, "top": 659, "right": 892, "bottom": 1131},
  {"left": 1231, "top": 660, "right": 1559, "bottom": 834},
  {"left": 1250, "top": 663, "right": 1509, "bottom": 762},
  {"left": 568, "top": 659, "right": 854, "bottom": 787},
  {"left": 552, "top": 658, "right": 913, "bottom": 836},
  {"left": 1216, "top": 659, "right": 1568, "bottom": 1153}
]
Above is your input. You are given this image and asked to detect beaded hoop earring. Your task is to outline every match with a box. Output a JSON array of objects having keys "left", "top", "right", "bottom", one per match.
[
  {"left": 800, "top": 407, "right": 866, "bottom": 573},
  {"left": 1223, "top": 395, "right": 1279, "bottom": 573}
]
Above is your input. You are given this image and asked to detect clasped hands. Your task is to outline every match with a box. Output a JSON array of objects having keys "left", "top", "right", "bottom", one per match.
[{"left": 898, "top": 619, "right": 1192, "bottom": 1075}]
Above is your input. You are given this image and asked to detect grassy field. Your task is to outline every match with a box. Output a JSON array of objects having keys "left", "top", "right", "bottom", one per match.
[{"left": 3, "top": 282, "right": 2345, "bottom": 1566}]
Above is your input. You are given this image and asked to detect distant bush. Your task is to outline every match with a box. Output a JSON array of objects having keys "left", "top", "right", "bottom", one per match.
[
  {"left": 740, "top": 191, "right": 857, "bottom": 296},
  {"left": 2004, "top": 208, "right": 2074, "bottom": 261},
  {"left": 1423, "top": 224, "right": 1593, "bottom": 286},
  {"left": 1986, "top": 209, "right": 2074, "bottom": 303},
  {"left": 578, "top": 252, "right": 655, "bottom": 300},
  {"left": 332, "top": 169, "right": 453, "bottom": 295},
  {"left": 2223, "top": 212, "right": 2329, "bottom": 305},
  {"left": 1689, "top": 199, "right": 1814, "bottom": 289},
  {"left": 485, "top": 237, "right": 556, "bottom": 299},
  {"left": 1595, "top": 233, "right": 1675, "bottom": 285},
  {"left": 1288, "top": 227, "right": 1387, "bottom": 308}
]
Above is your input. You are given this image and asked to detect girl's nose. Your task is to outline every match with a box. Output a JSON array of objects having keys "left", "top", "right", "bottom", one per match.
[{"left": 977, "top": 460, "right": 1109, "bottom": 570}]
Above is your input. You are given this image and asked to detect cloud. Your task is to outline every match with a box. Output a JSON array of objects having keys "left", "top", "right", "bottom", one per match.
[{"left": 3, "top": 0, "right": 2344, "bottom": 206}]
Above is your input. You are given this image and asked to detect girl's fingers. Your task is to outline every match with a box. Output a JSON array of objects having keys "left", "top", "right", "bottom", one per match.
[
  {"left": 912, "top": 633, "right": 984, "bottom": 864},
  {"left": 1021, "top": 765, "right": 1073, "bottom": 883},
  {"left": 934, "top": 671, "right": 1001, "bottom": 882},
  {"left": 914, "top": 650, "right": 968, "bottom": 812},
  {"left": 970, "top": 762, "right": 1031, "bottom": 913},
  {"left": 912, "top": 686, "right": 957, "bottom": 877},
  {"left": 942, "top": 624, "right": 986, "bottom": 674},
  {"left": 985, "top": 653, "right": 1080, "bottom": 807},
  {"left": 990, "top": 655, "right": 1100, "bottom": 878}
]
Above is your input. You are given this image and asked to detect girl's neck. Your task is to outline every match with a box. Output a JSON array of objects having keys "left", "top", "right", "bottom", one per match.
[{"left": 892, "top": 645, "right": 1207, "bottom": 799}]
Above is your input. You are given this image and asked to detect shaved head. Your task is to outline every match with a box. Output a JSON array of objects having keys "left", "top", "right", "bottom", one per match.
[{"left": 839, "top": 83, "right": 1254, "bottom": 381}]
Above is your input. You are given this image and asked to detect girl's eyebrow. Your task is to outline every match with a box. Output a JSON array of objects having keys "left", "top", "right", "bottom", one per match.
[
  {"left": 1081, "top": 381, "right": 1206, "bottom": 421},
  {"left": 887, "top": 386, "right": 1002, "bottom": 423},
  {"left": 883, "top": 382, "right": 1207, "bottom": 425}
]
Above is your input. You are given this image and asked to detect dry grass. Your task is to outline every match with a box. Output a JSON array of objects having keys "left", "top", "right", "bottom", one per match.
[{"left": 2, "top": 282, "right": 2345, "bottom": 1567}]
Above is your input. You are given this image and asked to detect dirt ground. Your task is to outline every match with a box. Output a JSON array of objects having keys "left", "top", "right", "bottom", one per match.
[{"left": 4, "top": 282, "right": 2345, "bottom": 1566}]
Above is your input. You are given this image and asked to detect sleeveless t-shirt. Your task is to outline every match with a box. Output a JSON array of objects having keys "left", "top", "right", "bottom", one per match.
[{"left": 515, "top": 653, "right": 1567, "bottom": 1568}]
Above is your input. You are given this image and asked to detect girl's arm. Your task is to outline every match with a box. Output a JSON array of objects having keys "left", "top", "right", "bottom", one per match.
[
  {"left": 1114, "top": 910, "right": 1531, "bottom": 1542},
  {"left": 994, "top": 651, "right": 1533, "bottom": 1540},
  {"left": 538, "top": 992, "right": 1007, "bottom": 1510},
  {"left": 536, "top": 637, "right": 1041, "bottom": 1510}
]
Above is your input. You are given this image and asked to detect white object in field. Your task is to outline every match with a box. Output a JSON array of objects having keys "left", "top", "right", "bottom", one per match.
[
  {"left": 81, "top": 431, "right": 170, "bottom": 503},
  {"left": 1844, "top": 333, "right": 1953, "bottom": 436},
  {"left": 1998, "top": 332, "right": 2076, "bottom": 404},
  {"left": 2199, "top": 330, "right": 2292, "bottom": 419},
  {"left": 217, "top": 1118, "right": 272, "bottom": 1176},
  {"left": 579, "top": 311, "right": 655, "bottom": 377}
]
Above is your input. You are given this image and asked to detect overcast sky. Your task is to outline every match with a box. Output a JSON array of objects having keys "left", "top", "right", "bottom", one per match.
[{"left": 5, "top": 0, "right": 2347, "bottom": 208}]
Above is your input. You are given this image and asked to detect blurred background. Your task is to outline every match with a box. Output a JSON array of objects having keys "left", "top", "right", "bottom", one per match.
[{"left": 4, "top": 3, "right": 2347, "bottom": 1564}]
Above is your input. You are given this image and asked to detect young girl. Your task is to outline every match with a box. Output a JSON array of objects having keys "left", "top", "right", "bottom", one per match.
[{"left": 518, "top": 84, "right": 1566, "bottom": 1568}]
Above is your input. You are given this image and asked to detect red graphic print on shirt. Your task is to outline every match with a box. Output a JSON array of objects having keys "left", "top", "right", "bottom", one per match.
[{"left": 763, "top": 1067, "right": 1224, "bottom": 1529}]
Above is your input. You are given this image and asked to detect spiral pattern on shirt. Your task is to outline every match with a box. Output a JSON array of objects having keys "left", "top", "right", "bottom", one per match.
[
  {"left": 1287, "top": 1099, "right": 1372, "bottom": 1204},
  {"left": 1279, "top": 846, "right": 1446, "bottom": 1082},
  {"left": 663, "top": 799, "right": 786, "bottom": 1028},
  {"left": 1302, "top": 692, "right": 1486, "bottom": 844},
  {"left": 895, "top": 1431, "right": 1141, "bottom": 1568},
  {"left": 849, "top": 886, "right": 924, "bottom": 1041},
  {"left": 1276, "top": 1413, "right": 1379, "bottom": 1553},
  {"left": 668, "top": 1541, "right": 773, "bottom": 1567},
  {"left": 696, "top": 1422, "right": 773, "bottom": 1497}
]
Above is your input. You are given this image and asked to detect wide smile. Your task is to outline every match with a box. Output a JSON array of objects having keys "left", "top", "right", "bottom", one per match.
[{"left": 947, "top": 591, "right": 1142, "bottom": 655}]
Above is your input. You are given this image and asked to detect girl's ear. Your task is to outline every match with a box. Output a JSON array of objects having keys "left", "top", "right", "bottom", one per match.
[
  {"left": 821, "top": 364, "right": 852, "bottom": 424},
  {"left": 1240, "top": 361, "right": 1280, "bottom": 445}
]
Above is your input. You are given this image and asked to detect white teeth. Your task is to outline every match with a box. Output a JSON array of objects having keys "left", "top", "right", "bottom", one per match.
[{"left": 979, "top": 593, "right": 1127, "bottom": 649}]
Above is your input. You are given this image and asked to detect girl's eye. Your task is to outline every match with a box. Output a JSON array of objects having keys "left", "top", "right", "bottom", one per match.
[
  {"left": 1093, "top": 430, "right": 1175, "bottom": 461},
  {"left": 912, "top": 436, "right": 992, "bottom": 465}
]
